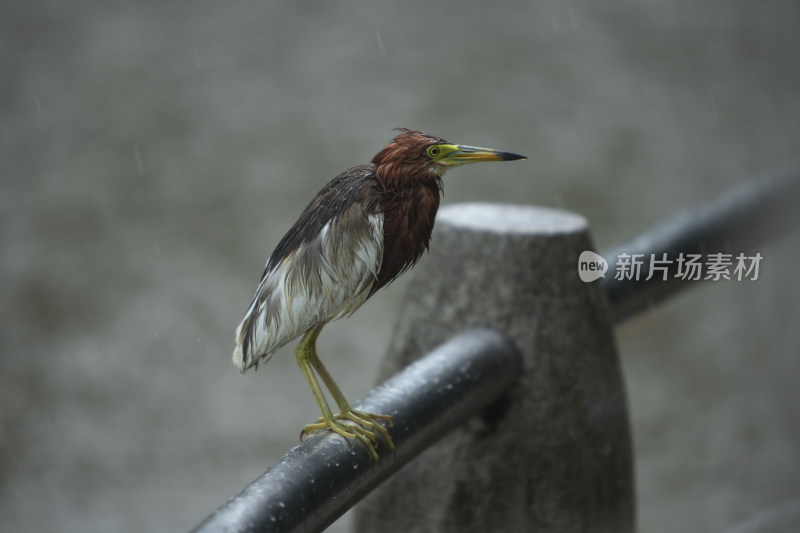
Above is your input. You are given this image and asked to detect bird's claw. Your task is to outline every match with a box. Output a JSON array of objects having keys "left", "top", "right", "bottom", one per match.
[{"left": 301, "top": 409, "right": 395, "bottom": 462}]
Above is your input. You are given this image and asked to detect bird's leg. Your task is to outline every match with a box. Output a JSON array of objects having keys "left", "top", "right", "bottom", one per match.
[
  {"left": 306, "top": 343, "right": 394, "bottom": 453},
  {"left": 295, "top": 325, "right": 393, "bottom": 461}
]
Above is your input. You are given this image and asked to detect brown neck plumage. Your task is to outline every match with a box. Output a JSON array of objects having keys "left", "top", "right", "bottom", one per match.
[
  {"left": 370, "top": 161, "right": 443, "bottom": 295},
  {"left": 373, "top": 160, "right": 442, "bottom": 194}
]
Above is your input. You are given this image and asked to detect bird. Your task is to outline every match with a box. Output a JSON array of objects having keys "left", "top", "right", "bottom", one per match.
[{"left": 232, "top": 128, "right": 526, "bottom": 461}]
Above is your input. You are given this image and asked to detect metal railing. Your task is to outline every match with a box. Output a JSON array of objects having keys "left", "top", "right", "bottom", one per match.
[
  {"left": 606, "top": 165, "right": 800, "bottom": 323},
  {"left": 192, "top": 165, "right": 799, "bottom": 533},
  {"left": 191, "top": 330, "right": 521, "bottom": 533}
]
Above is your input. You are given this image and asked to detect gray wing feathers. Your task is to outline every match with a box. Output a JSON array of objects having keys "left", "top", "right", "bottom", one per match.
[{"left": 232, "top": 208, "right": 383, "bottom": 372}]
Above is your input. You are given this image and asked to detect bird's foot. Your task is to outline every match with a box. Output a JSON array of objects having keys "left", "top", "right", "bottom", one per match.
[{"left": 301, "top": 409, "right": 394, "bottom": 462}]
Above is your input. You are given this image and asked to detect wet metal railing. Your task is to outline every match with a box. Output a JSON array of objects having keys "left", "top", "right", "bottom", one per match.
[
  {"left": 191, "top": 330, "right": 521, "bottom": 533},
  {"left": 605, "top": 166, "right": 800, "bottom": 323}
]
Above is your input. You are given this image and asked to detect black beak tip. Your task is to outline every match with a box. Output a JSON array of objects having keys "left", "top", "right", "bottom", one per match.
[{"left": 502, "top": 151, "right": 527, "bottom": 161}]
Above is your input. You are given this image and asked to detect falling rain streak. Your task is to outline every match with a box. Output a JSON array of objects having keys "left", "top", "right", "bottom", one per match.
[
  {"left": 375, "top": 30, "right": 385, "bottom": 57},
  {"left": 192, "top": 45, "right": 204, "bottom": 67},
  {"left": 134, "top": 147, "right": 144, "bottom": 174},
  {"left": 550, "top": 8, "right": 579, "bottom": 31}
]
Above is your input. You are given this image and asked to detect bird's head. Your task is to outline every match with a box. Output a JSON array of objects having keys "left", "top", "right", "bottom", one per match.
[{"left": 372, "top": 128, "right": 526, "bottom": 181}]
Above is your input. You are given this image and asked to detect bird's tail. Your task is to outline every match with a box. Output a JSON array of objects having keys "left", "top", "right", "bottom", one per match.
[
  {"left": 232, "top": 313, "right": 275, "bottom": 373},
  {"left": 232, "top": 320, "right": 250, "bottom": 373}
]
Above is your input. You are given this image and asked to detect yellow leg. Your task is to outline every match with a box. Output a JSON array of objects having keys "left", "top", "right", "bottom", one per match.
[{"left": 295, "top": 325, "right": 394, "bottom": 462}]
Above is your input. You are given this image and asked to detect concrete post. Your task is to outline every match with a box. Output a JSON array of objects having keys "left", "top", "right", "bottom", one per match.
[{"left": 354, "top": 203, "right": 634, "bottom": 533}]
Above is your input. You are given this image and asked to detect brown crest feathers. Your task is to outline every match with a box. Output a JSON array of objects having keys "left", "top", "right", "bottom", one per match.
[{"left": 371, "top": 129, "right": 450, "bottom": 168}]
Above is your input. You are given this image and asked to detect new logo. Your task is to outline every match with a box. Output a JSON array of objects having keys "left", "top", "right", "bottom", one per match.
[{"left": 578, "top": 251, "right": 608, "bottom": 282}]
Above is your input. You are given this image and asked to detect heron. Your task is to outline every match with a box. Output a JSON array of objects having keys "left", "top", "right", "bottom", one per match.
[{"left": 233, "top": 129, "right": 526, "bottom": 461}]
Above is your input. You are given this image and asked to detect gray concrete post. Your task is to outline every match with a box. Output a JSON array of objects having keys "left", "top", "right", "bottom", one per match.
[{"left": 354, "top": 203, "right": 635, "bottom": 533}]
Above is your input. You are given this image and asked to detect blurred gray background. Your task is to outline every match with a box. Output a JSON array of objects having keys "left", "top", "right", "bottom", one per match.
[{"left": 2, "top": 1, "right": 799, "bottom": 532}]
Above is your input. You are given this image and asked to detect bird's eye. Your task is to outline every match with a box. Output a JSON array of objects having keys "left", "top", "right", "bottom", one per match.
[{"left": 427, "top": 146, "right": 442, "bottom": 158}]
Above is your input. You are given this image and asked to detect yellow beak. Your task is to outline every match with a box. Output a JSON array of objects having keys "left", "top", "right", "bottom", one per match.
[{"left": 443, "top": 144, "right": 527, "bottom": 166}]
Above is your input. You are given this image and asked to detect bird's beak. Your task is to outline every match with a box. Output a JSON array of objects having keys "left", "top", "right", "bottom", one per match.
[{"left": 444, "top": 144, "right": 527, "bottom": 166}]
